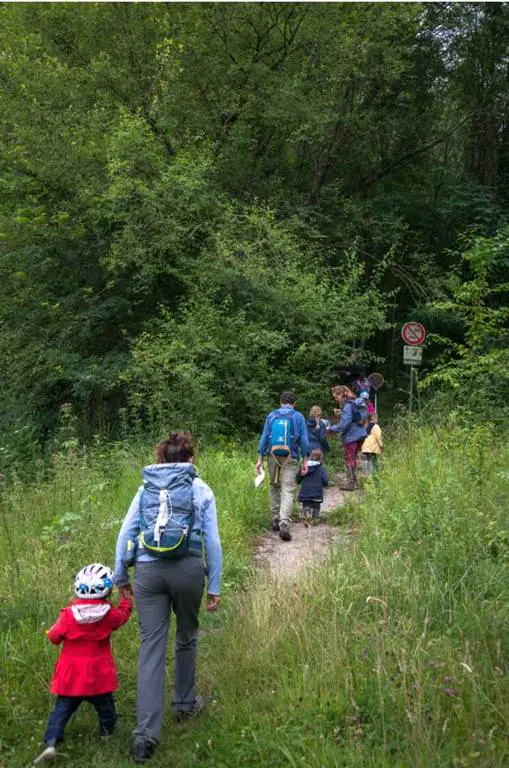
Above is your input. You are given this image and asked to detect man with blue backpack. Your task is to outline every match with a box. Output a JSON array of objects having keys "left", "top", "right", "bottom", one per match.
[{"left": 255, "top": 391, "right": 309, "bottom": 541}]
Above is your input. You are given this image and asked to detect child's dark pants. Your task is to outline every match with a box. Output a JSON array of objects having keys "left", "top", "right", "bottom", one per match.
[
  {"left": 44, "top": 693, "right": 117, "bottom": 744},
  {"left": 302, "top": 501, "right": 321, "bottom": 520}
]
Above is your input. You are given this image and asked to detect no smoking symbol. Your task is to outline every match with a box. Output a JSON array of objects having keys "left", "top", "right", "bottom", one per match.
[{"left": 401, "top": 321, "right": 426, "bottom": 346}]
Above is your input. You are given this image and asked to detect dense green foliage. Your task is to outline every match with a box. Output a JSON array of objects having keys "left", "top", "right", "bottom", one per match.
[
  {"left": 1, "top": 2, "right": 508, "bottom": 443},
  {"left": 1, "top": 423, "right": 508, "bottom": 767},
  {"left": 2, "top": 8, "right": 508, "bottom": 762},
  {"left": 422, "top": 226, "right": 509, "bottom": 415}
]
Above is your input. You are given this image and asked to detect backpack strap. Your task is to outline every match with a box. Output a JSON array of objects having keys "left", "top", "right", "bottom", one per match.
[
  {"left": 188, "top": 494, "right": 196, "bottom": 539},
  {"left": 139, "top": 489, "right": 148, "bottom": 529},
  {"left": 282, "top": 408, "right": 299, "bottom": 440},
  {"left": 154, "top": 489, "right": 171, "bottom": 546}
]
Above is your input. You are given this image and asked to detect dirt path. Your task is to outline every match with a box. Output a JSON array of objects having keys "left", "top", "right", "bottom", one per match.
[{"left": 253, "top": 483, "right": 357, "bottom": 579}]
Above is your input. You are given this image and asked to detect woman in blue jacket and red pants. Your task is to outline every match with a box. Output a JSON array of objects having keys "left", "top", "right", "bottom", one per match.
[{"left": 328, "top": 385, "right": 368, "bottom": 490}]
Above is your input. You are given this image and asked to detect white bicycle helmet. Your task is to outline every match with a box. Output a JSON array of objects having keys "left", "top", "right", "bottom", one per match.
[{"left": 74, "top": 563, "right": 114, "bottom": 599}]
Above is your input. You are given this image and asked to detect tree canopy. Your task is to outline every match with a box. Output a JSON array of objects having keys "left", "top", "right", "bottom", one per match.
[{"left": 1, "top": 2, "right": 508, "bottom": 443}]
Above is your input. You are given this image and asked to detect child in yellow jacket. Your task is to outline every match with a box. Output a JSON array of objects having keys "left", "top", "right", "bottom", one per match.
[{"left": 361, "top": 412, "right": 383, "bottom": 473}]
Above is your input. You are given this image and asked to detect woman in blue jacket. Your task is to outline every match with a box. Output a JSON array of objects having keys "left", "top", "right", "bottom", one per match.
[
  {"left": 328, "top": 386, "right": 368, "bottom": 490},
  {"left": 114, "top": 431, "right": 222, "bottom": 764}
]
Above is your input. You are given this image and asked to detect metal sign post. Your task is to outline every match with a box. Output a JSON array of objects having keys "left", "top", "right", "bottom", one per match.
[
  {"left": 402, "top": 341, "right": 423, "bottom": 412},
  {"left": 409, "top": 366, "right": 414, "bottom": 412},
  {"left": 367, "top": 372, "right": 384, "bottom": 413}
]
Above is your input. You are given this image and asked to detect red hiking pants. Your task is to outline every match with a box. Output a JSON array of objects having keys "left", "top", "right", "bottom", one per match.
[{"left": 343, "top": 440, "right": 363, "bottom": 470}]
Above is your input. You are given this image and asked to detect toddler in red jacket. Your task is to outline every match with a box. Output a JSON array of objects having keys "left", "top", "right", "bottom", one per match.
[{"left": 34, "top": 563, "right": 132, "bottom": 765}]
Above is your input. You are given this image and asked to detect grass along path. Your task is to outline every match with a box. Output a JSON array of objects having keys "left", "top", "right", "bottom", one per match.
[
  {"left": 164, "top": 424, "right": 509, "bottom": 768},
  {"left": 2, "top": 423, "right": 509, "bottom": 767},
  {"left": 0, "top": 441, "right": 267, "bottom": 768}
]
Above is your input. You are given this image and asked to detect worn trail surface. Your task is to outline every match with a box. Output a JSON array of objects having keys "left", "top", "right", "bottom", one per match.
[{"left": 253, "top": 483, "right": 357, "bottom": 580}]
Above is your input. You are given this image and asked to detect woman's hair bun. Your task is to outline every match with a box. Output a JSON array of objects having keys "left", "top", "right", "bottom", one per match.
[{"left": 156, "top": 431, "right": 194, "bottom": 463}]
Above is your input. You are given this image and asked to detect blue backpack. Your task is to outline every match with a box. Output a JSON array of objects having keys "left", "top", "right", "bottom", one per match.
[
  {"left": 351, "top": 399, "right": 368, "bottom": 426},
  {"left": 270, "top": 410, "right": 296, "bottom": 459},
  {"left": 138, "top": 466, "right": 196, "bottom": 560}
]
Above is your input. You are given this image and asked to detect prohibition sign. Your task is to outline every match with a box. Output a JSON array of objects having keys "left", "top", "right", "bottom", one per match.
[{"left": 401, "top": 321, "right": 426, "bottom": 346}]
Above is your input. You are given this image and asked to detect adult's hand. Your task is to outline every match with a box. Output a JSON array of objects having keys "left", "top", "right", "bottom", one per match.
[
  {"left": 206, "top": 594, "right": 221, "bottom": 612},
  {"left": 300, "top": 460, "right": 309, "bottom": 476},
  {"left": 119, "top": 584, "right": 133, "bottom": 600},
  {"left": 255, "top": 458, "right": 263, "bottom": 475}
]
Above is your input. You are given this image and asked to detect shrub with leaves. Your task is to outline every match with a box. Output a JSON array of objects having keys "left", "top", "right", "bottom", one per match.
[
  {"left": 422, "top": 226, "right": 509, "bottom": 420},
  {"left": 124, "top": 205, "right": 389, "bottom": 436}
]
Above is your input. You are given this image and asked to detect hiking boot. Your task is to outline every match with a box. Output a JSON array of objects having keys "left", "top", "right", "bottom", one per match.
[
  {"left": 33, "top": 745, "right": 57, "bottom": 765},
  {"left": 100, "top": 723, "right": 116, "bottom": 740},
  {"left": 271, "top": 519, "right": 280, "bottom": 532},
  {"left": 130, "top": 737, "right": 155, "bottom": 763},
  {"left": 279, "top": 521, "right": 292, "bottom": 541},
  {"left": 175, "top": 695, "right": 205, "bottom": 722}
]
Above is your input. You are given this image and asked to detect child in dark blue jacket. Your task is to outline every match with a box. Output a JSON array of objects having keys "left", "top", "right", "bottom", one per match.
[{"left": 296, "top": 448, "right": 329, "bottom": 523}]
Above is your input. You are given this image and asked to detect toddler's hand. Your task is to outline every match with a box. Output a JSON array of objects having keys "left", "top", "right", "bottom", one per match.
[{"left": 119, "top": 584, "right": 133, "bottom": 600}]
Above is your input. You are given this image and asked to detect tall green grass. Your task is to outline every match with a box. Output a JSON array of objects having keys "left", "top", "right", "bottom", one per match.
[
  {"left": 167, "top": 420, "right": 509, "bottom": 768},
  {"left": 1, "top": 423, "right": 508, "bottom": 767},
  {"left": 0, "top": 439, "right": 266, "bottom": 767}
]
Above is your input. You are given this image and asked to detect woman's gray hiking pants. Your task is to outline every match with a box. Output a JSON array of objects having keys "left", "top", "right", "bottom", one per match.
[{"left": 133, "top": 556, "right": 205, "bottom": 744}]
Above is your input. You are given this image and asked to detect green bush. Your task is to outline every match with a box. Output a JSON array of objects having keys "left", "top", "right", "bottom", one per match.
[
  {"left": 124, "top": 206, "right": 389, "bottom": 437},
  {"left": 423, "top": 226, "right": 509, "bottom": 420}
]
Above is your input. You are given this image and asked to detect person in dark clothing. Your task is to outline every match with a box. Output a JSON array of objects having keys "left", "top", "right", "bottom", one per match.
[
  {"left": 296, "top": 448, "right": 329, "bottom": 523},
  {"left": 306, "top": 406, "right": 330, "bottom": 455}
]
